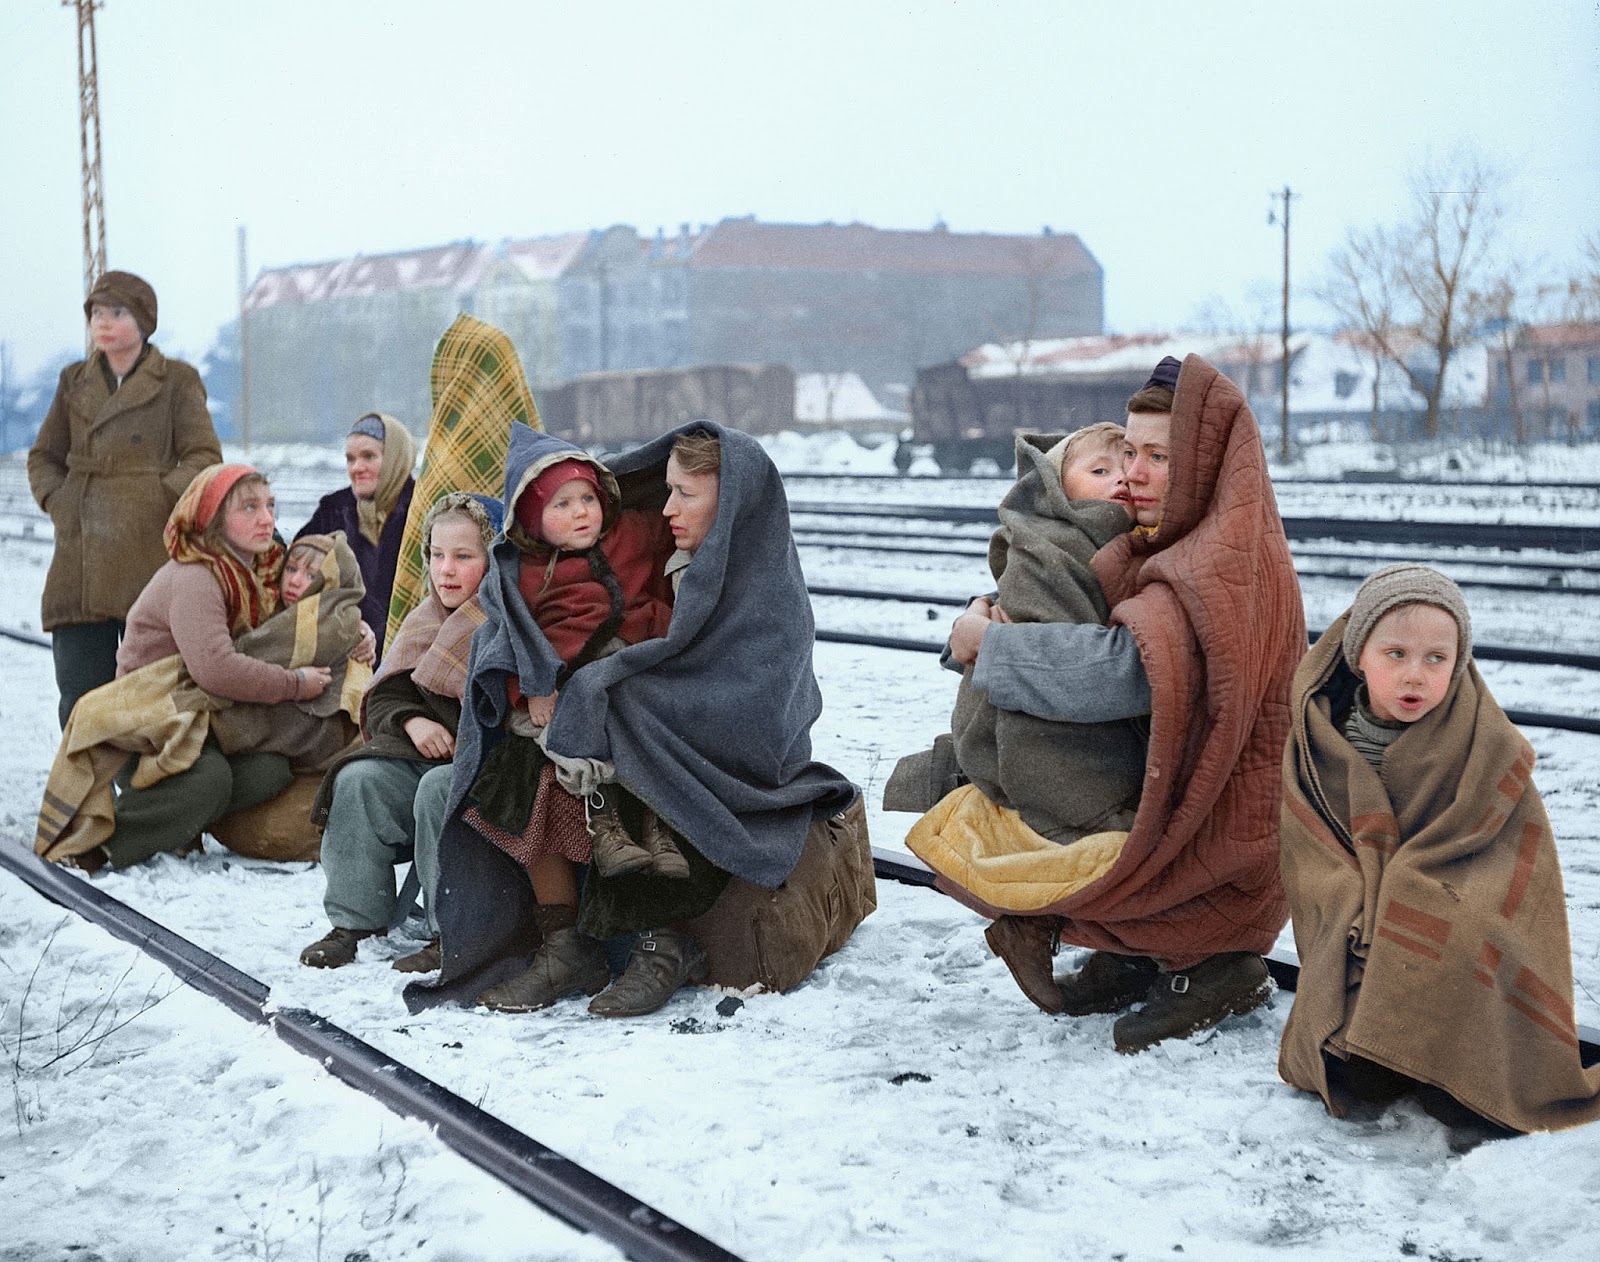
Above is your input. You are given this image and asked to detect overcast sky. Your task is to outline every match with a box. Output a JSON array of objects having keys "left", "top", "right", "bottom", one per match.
[{"left": 3, "top": 0, "right": 1596, "bottom": 384}]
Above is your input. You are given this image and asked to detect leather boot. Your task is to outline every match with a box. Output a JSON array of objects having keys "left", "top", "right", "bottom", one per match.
[
  {"left": 299, "top": 926, "right": 380, "bottom": 969},
  {"left": 391, "top": 937, "right": 442, "bottom": 974},
  {"left": 1111, "top": 952, "right": 1272, "bottom": 1054},
  {"left": 640, "top": 809, "right": 690, "bottom": 880},
  {"left": 587, "top": 792, "right": 652, "bottom": 877},
  {"left": 588, "top": 928, "right": 708, "bottom": 1018},
  {"left": 984, "top": 915, "right": 1064, "bottom": 1014},
  {"left": 1056, "top": 950, "right": 1160, "bottom": 1016},
  {"left": 477, "top": 906, "right": 609, "bottom": 1012}
]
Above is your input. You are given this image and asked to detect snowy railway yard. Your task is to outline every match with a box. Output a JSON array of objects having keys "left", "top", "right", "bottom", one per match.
[{"left": 4, "top": 450, "right": 1600, "bottom": 1261}]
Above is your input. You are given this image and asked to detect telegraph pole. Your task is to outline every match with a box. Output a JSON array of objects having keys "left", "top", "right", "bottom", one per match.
[
  {"left": 237, "top": 225, "right": 252, "bottom": 449},
  {"left": 1268, "top": 185, "right": 1294, "bottom": 461},
  {"left": 69, "top": 0, "right": 107, "bottom": 301}
]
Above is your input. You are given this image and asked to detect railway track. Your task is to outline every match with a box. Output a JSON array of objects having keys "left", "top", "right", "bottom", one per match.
[
  {"left": 790, "top": 502, "right": 1600, "bottom": 554},
  {"left": 5, "top": 835, "right": 1593, "bottom": 1262},
  {"left": 0, "top": 842, "right": 744, "bottom": 1262}
]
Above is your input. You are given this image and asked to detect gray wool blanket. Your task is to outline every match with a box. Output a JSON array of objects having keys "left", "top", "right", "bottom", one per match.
[
  {"left": 948, "top": 433, "right": 1145, "bottom": 842},
  {"left": 416, "top": 423, "right": 858, "bottom": 1004}
]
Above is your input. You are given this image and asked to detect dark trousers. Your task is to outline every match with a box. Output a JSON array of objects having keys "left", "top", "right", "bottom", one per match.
[
  {"left": 52, "top": 619, "right": 125, "bottom": 728},
  {"left": 103, "top": 738, "right": 293, "bottom": 868}
]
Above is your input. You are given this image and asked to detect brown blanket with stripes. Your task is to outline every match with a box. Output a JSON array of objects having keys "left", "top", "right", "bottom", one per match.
[{"left": 1278, "top": 612, "right": 1600, "bottom": 1132}]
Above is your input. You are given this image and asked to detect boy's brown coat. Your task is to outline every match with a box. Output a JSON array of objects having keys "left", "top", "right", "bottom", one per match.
[{"left": 29, "top": 348, "right": 221, "bottom": 629}]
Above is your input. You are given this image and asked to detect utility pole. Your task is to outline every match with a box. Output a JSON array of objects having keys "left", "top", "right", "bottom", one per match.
[
  {"left": 69, "top": 0, "right": 107, "bottom": 302},
  {"left": 237, "top": 226, "right": 251, "bottom": 449},
  {"left": 1268, "top": 185, "right": 1294, "bottom": 461}
]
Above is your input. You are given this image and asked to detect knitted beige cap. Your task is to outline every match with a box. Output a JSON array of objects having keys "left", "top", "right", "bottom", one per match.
[{"left": 1343, "top": 564, "right": 1472, "bottom": 678}]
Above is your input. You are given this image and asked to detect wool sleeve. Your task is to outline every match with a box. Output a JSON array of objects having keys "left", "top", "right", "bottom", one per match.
[
  {"left": 158, "top": 360, "right": 223, "bottom": 499},
  {"left": 165, "top": 567, "right": 300, "bottom": 704},
  {"left": 973, "top": 621, "right": 1151, "bottom": 723},
  {"left": 27, "top": 365, "right": 75, "bottom": 512}
]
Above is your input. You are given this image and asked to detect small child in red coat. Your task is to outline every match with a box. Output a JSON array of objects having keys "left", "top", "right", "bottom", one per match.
[{"left": 503, "top": 457, "right": 684, "bottom": 879}]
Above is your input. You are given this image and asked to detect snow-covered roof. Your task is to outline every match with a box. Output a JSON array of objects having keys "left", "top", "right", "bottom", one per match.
[
  {"left": 962, "top": 331, "right": 1312, "bottom": 381},
  {"left": 794, "top": 372, "right": 908, "bottom": 424}
]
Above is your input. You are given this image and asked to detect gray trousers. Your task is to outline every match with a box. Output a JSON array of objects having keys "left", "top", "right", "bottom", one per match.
[{"left": 321, "top": 758, "right": 452, "bottom": 935}]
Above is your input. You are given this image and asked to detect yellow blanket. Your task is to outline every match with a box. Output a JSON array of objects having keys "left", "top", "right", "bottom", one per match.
[{"left": 907, "top": 785, "right": 1128, "bottom": 913}]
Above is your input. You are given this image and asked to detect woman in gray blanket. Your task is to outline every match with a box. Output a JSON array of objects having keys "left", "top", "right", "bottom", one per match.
[{"left": 413, "top": 423, "right": 871, "bottom": 1019}]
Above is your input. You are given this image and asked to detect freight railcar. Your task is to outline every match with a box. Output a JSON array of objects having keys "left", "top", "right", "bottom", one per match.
[{"left": 538, "top": 363, "right": 795, "bottom": 448}]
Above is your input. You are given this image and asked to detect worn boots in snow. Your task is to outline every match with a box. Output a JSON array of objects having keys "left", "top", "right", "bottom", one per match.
[
  {"left": 588, "top": 928, "right": 708, "bottom": 1018},
  {"left": 477, "top": 905, "right": 609, "bottom": 1012},
  {"left": 1056, "top": 950, "right": 1161, "bottom": 1016},
  {"left": 984, "top": 915, "right": 1065, "bottom": 1014},
  {"left": 299, "top": 926, "right": 380, "bottom": 969},
  {"left": 391, "top": 937, "right": 442, "bottom": 973},
  {"left": 1111, "top": 952, "right": 1272, "bottom": 1053}
]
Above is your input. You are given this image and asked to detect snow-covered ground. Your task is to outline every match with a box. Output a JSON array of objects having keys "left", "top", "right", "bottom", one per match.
[{"left": 3, "top": 439, "right": 1599, "bottom": 1261}]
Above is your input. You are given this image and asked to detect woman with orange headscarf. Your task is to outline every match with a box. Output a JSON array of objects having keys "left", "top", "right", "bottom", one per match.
[{"left": 80, "top": 463, "right": 334, "bottom": 870}]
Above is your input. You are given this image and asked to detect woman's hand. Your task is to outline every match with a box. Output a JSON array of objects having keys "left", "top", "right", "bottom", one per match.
[
  {"left": 351, "top": 621, "right": 377, "bottom": 665},
  {"left": 292, "top": 665, "right": 334, "bottom": 700},
  {"left": 404, "top": 715, "right": 456, "bottom": 759},
  {"left": 525, "top": 690, "right": 557, "bottom": 728},
  {"left": 948, "top": 596, "right": 1008, "bottom": 666}
]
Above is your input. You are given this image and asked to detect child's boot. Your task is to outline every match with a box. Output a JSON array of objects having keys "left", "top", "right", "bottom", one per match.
[
  {"left": 587, "top": 790, "right": 651, "bottom": 877},
  {"left": 639, "top": 808, "right": 690, "bottom": 879}
]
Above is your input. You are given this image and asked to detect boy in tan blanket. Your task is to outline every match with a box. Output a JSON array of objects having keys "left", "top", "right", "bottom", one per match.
[{"left": 1279, "top": 564, "right": 1600, "bottom": 1138}]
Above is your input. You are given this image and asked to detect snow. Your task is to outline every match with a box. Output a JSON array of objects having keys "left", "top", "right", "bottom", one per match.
[{"left": 3, "top": 441, "right": 1599, "bottom": 1261}]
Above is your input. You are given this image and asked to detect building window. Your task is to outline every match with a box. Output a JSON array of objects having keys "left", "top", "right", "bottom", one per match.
[
  {"left": 1527, "top": 359, "right": 1544, "bottom": 384},
  {"left": 1588, "top": 356, "right": 1600, "bottom": 384},
  {"left": 1333, "top": 370, "right": 1358, "bottom": 399},
  {"left": 1549, "top": 357, "right": 1566, "bottom": 384},
  {"left": 1589, "top": 399, "right": 1600, "bottom": 432}
]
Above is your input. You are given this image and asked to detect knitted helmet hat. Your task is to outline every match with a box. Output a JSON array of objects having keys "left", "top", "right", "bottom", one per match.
[
  {"left": 1343, "top": 564, "right": 1473, "bottom": 679},
  {"left": 83, "top": 270, "right": 158, "bottom": 339},
  {"left": 515, "top": 459, "right": 607, "bottom": 544}
]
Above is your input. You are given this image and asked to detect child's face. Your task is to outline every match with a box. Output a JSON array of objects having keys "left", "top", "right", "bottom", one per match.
[
  {"left": 429, "top": 517, "right": 490, "bottom": 610},
  {"left": 1356, "top": 603, "right": 1458, "bottom": 724},
  {"left": 663, "top": 453, "right": 720, "bottom": 554},
  {"left": 281, "top": 550, "right": 322, "bottom": 604},
  {"left": 538, "top": 478, "right": 603, "bottom": 551},
  {"left": 1060, "top": 443, "right": 1127, "bottom": 506},
  {"left": 88, "top": 303, "right": 144, "bottom": 360}
]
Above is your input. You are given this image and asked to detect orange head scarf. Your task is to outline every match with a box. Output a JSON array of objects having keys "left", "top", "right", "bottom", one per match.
[{"left": 164, "top": 463, "right": 285, "bottom": 636}]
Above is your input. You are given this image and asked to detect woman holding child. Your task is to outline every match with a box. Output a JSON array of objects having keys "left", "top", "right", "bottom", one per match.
[
  {"left": 415, "top": 422, "right": 869, "bottom": 1018},
  {"left": 46, "top": 464, "right": 334, "bottom": 870},
  {"left": 904, "top": 355, "right": 1305, "bottom": 1054}
]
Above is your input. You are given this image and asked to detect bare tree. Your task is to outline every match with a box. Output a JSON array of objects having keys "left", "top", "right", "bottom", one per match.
[
  {"left": 1322, "top": 149, "right": 1504, "bottom": 438},
  {"left": 1561, "top": 231, "right": 1600, "bottom": 322}
]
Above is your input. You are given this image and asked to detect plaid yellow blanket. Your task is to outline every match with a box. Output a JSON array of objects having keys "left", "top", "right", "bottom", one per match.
[{"left": 383, "top": 313, "right": 539, "bottom": 645}]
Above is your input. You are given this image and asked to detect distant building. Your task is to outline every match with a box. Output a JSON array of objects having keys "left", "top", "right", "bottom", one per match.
[
  {"left": 240, "top": 217, "right": 1102, "bottom": 445},
  {"left": 1487, "top": 322, "right": 1600, "bottom": 440}
]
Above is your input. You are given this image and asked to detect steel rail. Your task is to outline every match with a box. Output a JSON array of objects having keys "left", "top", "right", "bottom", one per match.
[
  {"left": 790, "top": 503, "right": 1600, "bottom": 553},
  {"left": 0, "top": 843, "right": 746, "bottom": 1262},
  {"left": 868, "top": 849, "right": 1600, "bottom": 1067},
  {"left": 814, "top": 630, "right": 1600, "bottom": 733}
]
